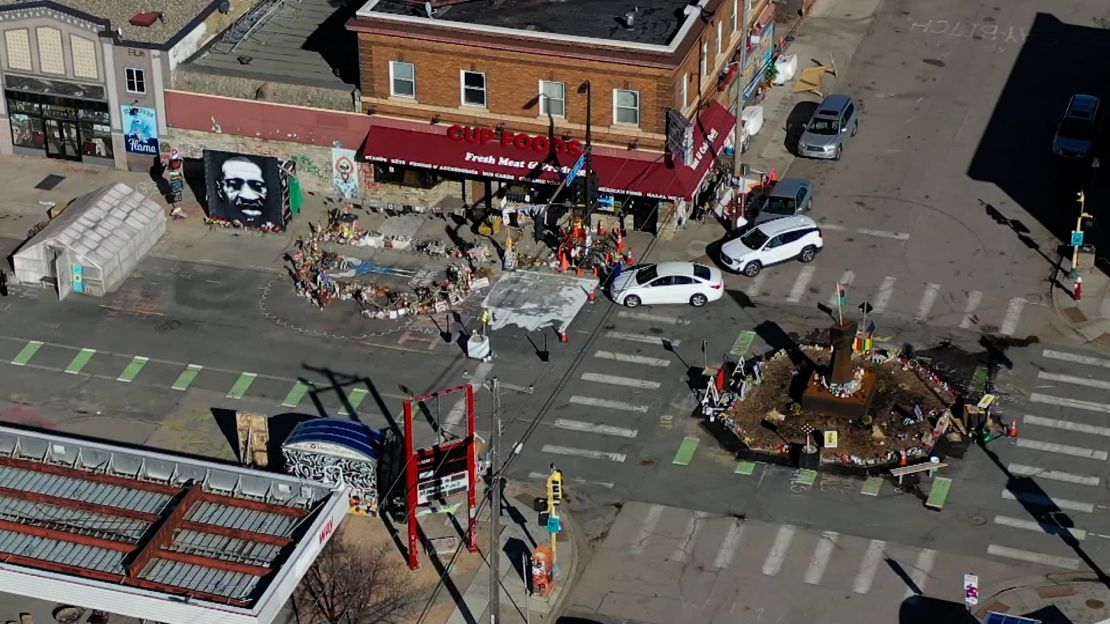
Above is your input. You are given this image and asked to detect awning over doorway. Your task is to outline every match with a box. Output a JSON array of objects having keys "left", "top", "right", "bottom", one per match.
[{"left": 362, "top": 101, "right": 735, "bottom": 202}]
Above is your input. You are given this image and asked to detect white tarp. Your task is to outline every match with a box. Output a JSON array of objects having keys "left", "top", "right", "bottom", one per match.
[{"left": 483, "top": 270, "right": 595, "bottom": 332}]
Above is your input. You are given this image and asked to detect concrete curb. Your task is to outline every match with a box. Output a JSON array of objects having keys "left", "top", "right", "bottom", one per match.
[{"left": 1049, "top": 253, "right": 1110, "bottom": 346}]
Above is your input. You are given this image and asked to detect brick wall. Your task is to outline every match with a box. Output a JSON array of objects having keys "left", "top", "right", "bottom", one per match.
[{"left": 171, "top": 69, "right": 358, "bottom": 113}]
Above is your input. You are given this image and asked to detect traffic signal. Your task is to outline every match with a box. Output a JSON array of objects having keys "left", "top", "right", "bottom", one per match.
[
  {"left": 1082, "top": 214, "right": 1097, "bottom": 231},
  {"left": 547, "top": 471, "right": 563, "bottom": 504},
  {"left": 572, "top": 174, "right": 598, "bottom": 208}
]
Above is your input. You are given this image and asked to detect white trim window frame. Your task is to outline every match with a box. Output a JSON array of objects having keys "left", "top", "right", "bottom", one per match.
[
  {"left": 732, "top": 0, "right": 738, "bottom": 32},
  {"left": 539, "top": 80, "right": 565, "bottom": 117},
  {"left": 613, "top": 89, "right": 640, "bottom": 126},
  {"left": 389, "top": 60, "right": 416, "bottom": 98},
  {"left": 717, "top": 21, "right": 724, "bottom": 56},
  {"left": 461, "top": 70, "right": 487, "bottom": 108},
  {"left": 700, "top": 41, "right": 708, "bottom": 77},
  {"left": 681, "top": 72, "right": 689, "bottom": 110},
  {"left": 124, "top": 67, "right": 146, "bottom": 94}
]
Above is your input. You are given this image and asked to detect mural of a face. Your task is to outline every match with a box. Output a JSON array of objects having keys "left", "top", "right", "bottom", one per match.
[{"left": 217, "top": 157, "right": 267, "bottom": 224}]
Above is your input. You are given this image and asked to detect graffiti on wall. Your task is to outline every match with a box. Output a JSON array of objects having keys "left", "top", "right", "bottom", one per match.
[{"left": 291, "top": 154, "right": 326, "bottom": 181}]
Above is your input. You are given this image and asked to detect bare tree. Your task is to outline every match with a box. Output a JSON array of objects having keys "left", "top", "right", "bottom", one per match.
[{"left": 296, "top": 535, "right": 419, "bottom": 624}]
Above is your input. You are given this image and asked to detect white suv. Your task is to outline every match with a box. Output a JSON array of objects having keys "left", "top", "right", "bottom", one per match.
[{"left": 719, "top": 215, "right": 823, "bottom": 277}]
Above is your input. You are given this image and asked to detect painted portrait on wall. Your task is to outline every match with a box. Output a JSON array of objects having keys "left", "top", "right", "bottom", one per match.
[{"left": 203, "top": 150, "right": 284, "bottom": 228}]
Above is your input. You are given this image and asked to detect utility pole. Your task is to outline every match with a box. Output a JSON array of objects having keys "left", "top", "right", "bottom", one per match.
[
  {"left": 730, "top": 0, "right": 749, "bottom": 229},
  {"left": 1070, "top": 190, "right": 1093, "bottom": 279},
  {"left": 581, "top": 80, "right": 594, "bottom": 219},
  {"left": 488, "top": 377, "right": 502, "bottom": 624}
]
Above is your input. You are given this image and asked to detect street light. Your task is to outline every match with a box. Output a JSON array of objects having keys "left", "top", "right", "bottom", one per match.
[{"left": 577, "top": 81, "right": 594, "bottom": 215}]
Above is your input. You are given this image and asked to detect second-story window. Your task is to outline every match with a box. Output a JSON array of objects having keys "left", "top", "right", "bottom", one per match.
[
  {"left": 717, "top": 21, "right": 724, "bottom": 56},
  {"left": 614, "top": 89, "right": 640, "bottom": 126},
  {"left": 540, "top": 80, "right": 565, "bottom": 117},
  {"left": 700, "top": 42, "right": 708, "bottom": 77},
  {"left": 125, "top": 67, "right": 146, "bottom": 94},
  {"left": 390, "top": 61, "right": 415, "bottom": 98},
  {"left": 462, "top": 70, "right": 487, "bottom": 107}
]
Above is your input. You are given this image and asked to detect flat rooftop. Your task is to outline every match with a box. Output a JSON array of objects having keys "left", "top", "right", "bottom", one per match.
[
  {"left": 2, "top": 0, "right": 218, "bottom": 46},
  {"left": 363, "top": 0, "right": 697, "bottom": 46},
  {"left": 183, "top": 0, "right": 357, "bottom": 89},
  {"left": 0, "top": 425, "right": 347, "bottom": 624}
]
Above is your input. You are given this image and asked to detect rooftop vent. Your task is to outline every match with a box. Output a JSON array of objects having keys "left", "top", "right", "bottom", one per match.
[
  {"left": 129, "top": 11, "right": 162, "bottom": 27},
  {"left": 623, "top": 6, "right": 638, "bottom": 30}
]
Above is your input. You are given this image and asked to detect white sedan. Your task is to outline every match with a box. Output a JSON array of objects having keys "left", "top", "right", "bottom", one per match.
[{"left": 608, "top": 261, "right": 724, "bottom": 308}]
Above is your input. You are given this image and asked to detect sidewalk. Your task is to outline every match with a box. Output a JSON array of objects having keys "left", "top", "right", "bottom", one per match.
[
  {"left": 1051, "top": 254, "right": 1110, "bottom": 347},
  {"left": 977, "top": 573, "right": 1110, "bottom": 624}
]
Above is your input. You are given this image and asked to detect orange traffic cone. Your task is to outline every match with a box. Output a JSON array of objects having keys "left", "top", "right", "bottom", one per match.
[
  {"left": 624, "top": 250, "right": 634, "bottom": 265},
  {"left": 587, "top": 289, "right": 598, "bottom": 303},
  {"left": 1009, "top": 421, "right": 1019, "bottom": 438},
  {"left": 715, "top": 367, "right": 727, "bottom": 393},
  {"left": 898, "top": 451, "right": 908, "bottom": 467},
  {"left": 597, "top": 221, "right": 606, "bottom": 236},
  {"left": 557, "top": 324, "right": 569, "bottom": 343},
  {"left": 576, "top": 266, "right": 584, "bottom": 276},
  {"left": 768, "top": 168, "right": 779, "bottom": 185},
  {"left": 558, "top": 253, "right": 570, "bottom": 272},
  {"left": 593, "top": 265, "right": 601, "bottom": 278}
]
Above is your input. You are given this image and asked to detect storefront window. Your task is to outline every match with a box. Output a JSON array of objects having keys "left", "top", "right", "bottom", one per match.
[
  {"left": 10, "top": 113, "right": 43, "bottom": 148},
  {"left": 77, "top": 108, "right": 110, "bottom": 124},
  {"left": 78, "top": 121, "right": 112, "bottom": 158},
  {"left": 9, "top": 98, "right": 39, "bottom": 114},
  {"left": 42, "top": 103, "right": 76, "bottom": 120}
]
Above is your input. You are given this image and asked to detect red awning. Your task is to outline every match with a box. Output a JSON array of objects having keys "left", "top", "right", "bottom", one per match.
[{"left": 363, "top": 101, "right": 735, "bottom": 202}]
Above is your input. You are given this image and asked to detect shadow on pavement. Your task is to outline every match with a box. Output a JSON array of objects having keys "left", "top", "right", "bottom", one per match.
[
  {"left": 898, "top": 596, "right": 977, "bottom": 624},
  {"left": 785, "top": 101, "right": 820, "bottom": 155}
]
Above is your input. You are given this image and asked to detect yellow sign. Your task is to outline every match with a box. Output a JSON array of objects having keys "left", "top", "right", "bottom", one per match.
[
  {"left": 824, "top": 431, "right": 838, "bottom": 448},
  {"left": 977, "top": 394, "right": 996, "bottom": 410}
]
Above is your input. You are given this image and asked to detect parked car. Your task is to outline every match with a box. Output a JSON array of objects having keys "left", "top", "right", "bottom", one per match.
[
  {"left": 1053, "top": 94, "right": 1100, "bottom": 158},
  {"left": 719, "top": 215, "right": 823, "bottom": 277},
  {"left": 797, "top": 94, "right": 860, "bottom": 160},
  {"left": 737, "top": 177, "right": 814, "bottom": 228},
  {"left": 608, "top": 261, "right": 724, "bottom": 308}
]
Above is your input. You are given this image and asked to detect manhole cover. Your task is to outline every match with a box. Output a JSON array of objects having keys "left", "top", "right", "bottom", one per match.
[
  {"left": 1087, "top": 599, "right": 1105, "bottom": 609},
  {"left": 640, "top": 457, "right": 655, "bottom": 466}
]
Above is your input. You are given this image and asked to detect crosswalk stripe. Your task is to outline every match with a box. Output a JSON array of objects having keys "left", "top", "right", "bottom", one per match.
[
  {"left": 444, "top": 397, "right": 468, "bottom": 432},
  {"left": 787, "top": 266, "right": 816, "bottom": 303},
  {"left": 630, "top": 504, "right": 664, "bottom": 555},
  {"left": 593, "top": 350, "right": 671, "bottom": 367},
  {"left": 914, "top": 283, "right": 941, "bottom": 321},
  {"left": 986, "top": 544, "right": 1080, "bottom": 570},
  {"left": 745, "top": 271, "right": 767, "bottom": 297},
  {"left": 1023, "top": 415, "right": 1110, "bottom": 438},
  {"left": 1000, "top": 298, "right": 1026, "bottom": 336},
  {"left": 853, "top": 540, "right": 886, "bottom": 594},
  {"left": 1038, "top": 371, "right": 1110, "bottom": 391},
  {"left": 1042, "top": 348, "right": 1110, "bottom": 369},
  {"left": 581, "top": 372, "right": 661, "bottom": 389},
  {"left": 828, "top": 271, "right": 856, "bottom": 307},
  {"left": 541, "top": 445, "right": 626, "bottom": 462},
  {"left": 116, "top": 356, "right": 149, "bottom": 383},
  {"left": 604, "top": 331, "right": 679, "bottom": 346},
  {"left": 804, "top": 531, "right": 839, "bottom": 585},
  {"left": 1030, "top": 393, "right": 1110, "bottom": 416},
  {"left": 959, "top": 290, "right": 984, "bottom": 329},
  {"left": 871, "top": 276, "right": 897, "bottom": 313},
  {"left": 761, "top": 525, "right": 796, "bottom": 576},
  {"left": 616, "top": 310, "right": 690, "bottom": 325},
  {"left": 671, "top": 514, "right": 704, "bottom": 563},
  {"left": 1008, "top": 464, "right": 1100, "bottom": 486},
  {"left": 225, "top": 372, "right": 257, "bottom": 399},
  {"left": 569, "top": 395, "right": 649, "bottom": 413},
  {"left": 64, "top": 348, "right": 96, "bottom": 374},
  {"left": 527, "top": 472, "right": 614, "bottom": 489},
  {"left": 993, "top": 515, "right": 1086, "bottom": 540},
  {"left": 171, "top": 364, "right": 203, "bottom": 391},
  {"left": 713, "top": 522, "right": 745, "bottom": 569},
  {"left": 10, "top": 340, "right": 44, "bottom": 366},
  {"left": 553, "top": 418, "right": 638, "bottom": 438},
  {"left": 1016, "top": 437, "right": 1108, "bottom": 460},
  {"left": 905, "top": 549, "right": 936, "bottom": 598},
  {"left": 338, "top": 388, "right": 369, "bottom": 416},
  {"left": 1001, "top": 490, "right": 1094, "bottom": 513}
]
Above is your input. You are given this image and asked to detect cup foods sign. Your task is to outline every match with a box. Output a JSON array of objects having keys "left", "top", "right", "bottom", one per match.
[{"left": 444, "top": 124, "right": 584, "bottom": 176}]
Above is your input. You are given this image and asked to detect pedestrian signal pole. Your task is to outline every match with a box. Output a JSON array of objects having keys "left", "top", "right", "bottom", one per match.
[{"left": 545, "top": 465, "right": 563, "bottom": 565}]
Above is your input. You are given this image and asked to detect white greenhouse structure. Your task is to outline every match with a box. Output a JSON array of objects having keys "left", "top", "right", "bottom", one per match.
[{"left": 13, "top": 183, "right": 165, "bottom": 299}]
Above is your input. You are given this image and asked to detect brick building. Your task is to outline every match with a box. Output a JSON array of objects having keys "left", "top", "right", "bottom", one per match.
[{"left": 348, "top": 0, "right": 780, "bottom": 232}]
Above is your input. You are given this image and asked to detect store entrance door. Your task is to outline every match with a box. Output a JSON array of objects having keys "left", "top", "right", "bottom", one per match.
[{"left": 44, "top": 119, "right": 80, "bottom": 161}]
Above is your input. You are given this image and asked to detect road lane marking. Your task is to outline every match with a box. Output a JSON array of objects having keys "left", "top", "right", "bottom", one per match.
[
  {"left": 735, "top": 461, "right": 757, "bottom": 475},
  {"left": 225, "top": 372, "right": 257, "bottom": 399},
  {"left": 1038, "top": 371, "right": 1110, "bottom": 390},
  {"left": 959, "top": 290, "right": 983, "bottom": 329},
  {"left": 905, "top": 549, "right": 936, "bottom": 598},
  {"left": 994, "top": 515, "right": 1086, "bottom": 540},
  {"left": 872, "top": 276, "right": 897, "bottom": 313},
  {"left": 787, "top": 266, "right": 816, "bottom": 303},
  {"left": 914, "top": 283, "right": 941, "bottom": 321},
  {"left": 1023, "top": 415, "right": 1110, "bottom": 438},
  {"left": 116, "top": 356, "right": 149, "bottom": 383},
  {"left": 745, "top": 271, "right": 767, "bottom": 297},
  {"left": 541, "top": 445, "right": 626, "bottom": 462},
  {"left": 805, "top": 531, "right": 839, "bottom": 585},
  {"left": 527, "top": 472, "right": 613, "bottom": 489},
  {"left": 581, "top": 372, "right": 661, "bottom": 389},
  {"left": 630, "top": 504, "right": 665, "bottom": 555},
  {"left": 853, "top": 540, "right": 886, "bottom": 593},
  {"left": 761, "top": 525, "right": 796, "bottom": 576},
  {"left": 616, "top": 310, "right": 690, "bottom": 325},
  {"left": 1016, "top": 437, "right": 1107, "bottom": 460},
  {"left": 171, "top": 364, "right": 203, "bottom": 391},
  {"left": 1001, "top": 490, "right": 1094, "bottom": 513},
  {"left": 553, "top": 418, "right": 638, "bottom": 438},
  {"left": 569, "top": 395, "right": 649, "bottom": 413},
  {"left": 856, "top": 228, "right": 911, "bottom": 240},
  {"left": 828, "top": 271, "right": 856, "bottom": 308},
  {"left": 1008, "top": 463, "right": 1100, "bottom": 486},
  {"left": 64, "top": 348, "right": 96, "bottom": 374},
  {"left": 604, "top": 331, "right": 679, "bottom": 346},
  {"left": 1030, "top": 393, "right": 1110, "bottom": 416},
  {"left": 444, "top": 361, "right": 492, "bottom": 430},
  {"left": 713, "top": 522, "right": 745, "bottom": 569},
  {"left": 280, "top": 381, "right": 313, "bottom": 408},
  {"left": 671, "top": 514, "right": 704, "bottom": 563},
  {"left": 593, "top": 350, "right": 671, "bottom": 367},
  {"left": 672, "top": 436, "right": 700, "bottom": 465},
  {"left": 338, "top": 388, "right": 369, "bottom": 416},
  {"left": 1043, "top": 348, "right": 1110, "bottom": 368},
  {"left": 1000, "top": 298, "right": 1025, "bottom": 335},
  {"left": 10, "top": 340, "right": 43, "bottom": 366},
  {"left": 986, "top": 544, "right": 1080, "bottom": 570}
]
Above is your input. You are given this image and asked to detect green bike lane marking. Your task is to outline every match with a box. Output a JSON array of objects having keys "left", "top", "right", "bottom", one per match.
[
  {"left": 226, "top": 373, "right": 258, "bottom": 399},
  {"left": 861, "top": 476, "right": 883, "bottom": 497},
  {"left": 734, "top": 460, "right": 757, "bottom": 475},
  {"left": 281, "top": 381, "right": 314, "bottom": 408},
  {"left": 338, "top": 388, "right": 369, "bottom": 416},
  {"left": 10, "top": 341, "right": 43, "bottom": 366},
  {"left": 116, "top": 356, "right": 149, "bottom": 382},
  {"left": 672, "top": 436, "right": 700, "bottom": 466},
  {"left": 171, "top": 364, "right": 204, "bottom": 391},
  {"left": 926, "top": 477, "right": 952, "bottom": 510},
  {"left": 64, "top": 348, "right": 96, "bottom": 374},
  {"left": 729, "top": 330, "right": 757, "bottom": 356}
]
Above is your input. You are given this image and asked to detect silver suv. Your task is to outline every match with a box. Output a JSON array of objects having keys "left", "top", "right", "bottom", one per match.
[{"left": 797, "top": 94, "right": 860, "bottom": 160}]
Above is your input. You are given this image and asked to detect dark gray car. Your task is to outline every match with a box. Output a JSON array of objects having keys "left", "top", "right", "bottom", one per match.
[{"left": 753, "top": 177, "right": 813, "bottom": 224}]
